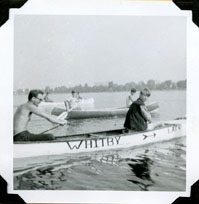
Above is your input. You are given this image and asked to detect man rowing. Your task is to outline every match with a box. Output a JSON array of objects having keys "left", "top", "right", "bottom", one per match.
[
  {"left": 124, "top": 88, "right": 162, "bottom": 131},
  {"left": 14, "top": 89, "right": 66, "bottom": 141}
]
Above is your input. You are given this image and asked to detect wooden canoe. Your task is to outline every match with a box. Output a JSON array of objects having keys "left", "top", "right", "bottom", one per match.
[
  {"left": 14, "top": 118, "right": 186, "bottom": 159},
  {"left": 51, "top": 102, "right": 159, "bottom": 119}
]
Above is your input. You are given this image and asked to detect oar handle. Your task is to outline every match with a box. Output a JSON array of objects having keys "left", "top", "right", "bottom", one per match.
[{"left": 40, "top": 124, "right": 61, "bottom": 134}]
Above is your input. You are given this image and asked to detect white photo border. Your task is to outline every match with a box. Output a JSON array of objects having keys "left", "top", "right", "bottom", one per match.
[{"left": 1, "top": 0, "right": 199, "bottom": 203}]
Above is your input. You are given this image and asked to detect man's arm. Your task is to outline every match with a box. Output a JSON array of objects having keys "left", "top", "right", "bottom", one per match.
[
  {"left": 29, "top": 105, "right": 66, "bottom": 125},
  {"left": 126, "top": 96, "right": 133, "bottom": 107},
  {"left": 140, "top": 105, "right": 153, "bottom": 123}
]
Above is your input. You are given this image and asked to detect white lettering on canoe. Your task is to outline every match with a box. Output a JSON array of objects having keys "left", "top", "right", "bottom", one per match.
[{"left": 66, "top": 136, "right": 121, "bottom": 150}]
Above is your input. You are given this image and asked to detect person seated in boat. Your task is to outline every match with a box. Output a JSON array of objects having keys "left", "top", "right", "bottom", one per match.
[
  {"left": 43, "top": 92, "right": 53, "bottom": 102},
  {"left": 14, "top": 89, "right": 66, "bottom": 142},
  {"left": 126, "top": 88, "right": 136, "bottom": 108},
  {"left": 65, "top": 90, "right": 80, "bottom": 110},
  {"left": 77, "top": 91, "right": 83, "bottom": 101},
  {"left": 124, "top": 88, "right": 162, "bottom": 131}
]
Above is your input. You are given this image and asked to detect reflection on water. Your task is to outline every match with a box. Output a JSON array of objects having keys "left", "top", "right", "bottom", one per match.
[
  {"left": 126, "top": 155, "right": 154, "bottom": 191},
  {"left": 14, "top": 137, "right": 186, "bottom": 191}
]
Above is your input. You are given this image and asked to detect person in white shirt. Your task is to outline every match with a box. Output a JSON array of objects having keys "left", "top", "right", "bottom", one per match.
[
  {"left": 65, "top": 90, "right": 79, "bottom": 110},
  {"left": 126, "top": 88, "right": 136, "bottom": 108}
]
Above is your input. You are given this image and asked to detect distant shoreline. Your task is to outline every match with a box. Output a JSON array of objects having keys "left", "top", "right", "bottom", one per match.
[
  {"left": 13, "top": 89, "right": 186, "bottom": 96},
  {"left": 13, "top": 79, "right": 186, "bottom": 95}
]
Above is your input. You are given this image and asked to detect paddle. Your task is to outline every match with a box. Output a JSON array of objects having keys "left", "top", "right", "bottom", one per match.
[
  {"left": 40, "top": 101, "right": 74, "bottom": 134},
  {"left": 147, "top": 116, "right": 186, "bottom": 130},
  {"left": 40, "top": 123, "right": 63, "bottom": 135},
  {"left": 150, "top": 109, "right": 160, "bottom": 118}
]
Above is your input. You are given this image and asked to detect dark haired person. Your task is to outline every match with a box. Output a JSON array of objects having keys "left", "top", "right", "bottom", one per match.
[
  {"left": 65, "top": 90, "right": 79, "bottom": 109},
  {"left": 126, "top": 88, "right": 136, "bottom": 108},
  {"left": 43, "top": 92, "right": 53, "bottom": 102},
  {"left": 124, "top": 88, "right": 161, "bottom": 131},
  {"left": 14, "top": 89, "right": 66, "bottom": 141}
]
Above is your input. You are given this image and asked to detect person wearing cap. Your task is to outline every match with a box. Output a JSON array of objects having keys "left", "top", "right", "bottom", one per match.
[
  {"left": 126, "top": 88, "right": 136, "bottom": 108},
  {"left": 124, "top": 88, "right": 154, "bottom": 131}
]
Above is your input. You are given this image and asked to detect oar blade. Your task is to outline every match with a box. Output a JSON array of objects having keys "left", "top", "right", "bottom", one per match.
[{"left": 57, "top": 111, "right": 68, "bottom": 120}]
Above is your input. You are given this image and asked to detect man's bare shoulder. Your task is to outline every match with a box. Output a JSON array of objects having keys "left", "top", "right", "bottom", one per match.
[
  {"left": 16, "top": 103, "right": 28, "bottom": 111},
  {"left": 26, "top": 102, "right": 41, "bottom": 112},
  {"left": 14, "top": 103, "right": 33, "bottom": 117},
  {"left": 18, "top": 102, "right": 38, "bottom": 112},
  {"left": 19, "top": 102, "right": 32, "bottom": 109}
]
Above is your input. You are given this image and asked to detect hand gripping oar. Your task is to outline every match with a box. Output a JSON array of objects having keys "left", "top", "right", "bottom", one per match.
[{"left": 40, "top": 101, "right": 75, "bottom": 134}]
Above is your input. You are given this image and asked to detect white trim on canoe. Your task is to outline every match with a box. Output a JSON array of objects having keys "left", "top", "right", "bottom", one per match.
[{"left": 14, "top": 119, "right": 186, "bottom": 159}]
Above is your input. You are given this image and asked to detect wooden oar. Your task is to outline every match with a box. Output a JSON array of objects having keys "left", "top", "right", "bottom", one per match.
[
  {"left": 40, "top": 101, "right": 74, "bottom": 134},
  {"left": 150, "top": 109, "right": 160, "bottom": 118},
  {"left": 40, "top": 124, "right": 62, "bottom": 135},
  {"left": 164, "top": 120, "right": 185, "bottom": 125},
  {"left": 149, "top": 116, "right": 186, "bottom": 130},
  {"left": 40, "top": 114, "right": 68, "bottom": 135}
]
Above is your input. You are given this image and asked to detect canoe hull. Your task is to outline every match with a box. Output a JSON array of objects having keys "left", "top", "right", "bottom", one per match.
[
  {"left": 51, "top": 102, "right": 159, "bottom": 119},
  {"left": 14, "top": 119, "right": 186, "bottom": 159}
]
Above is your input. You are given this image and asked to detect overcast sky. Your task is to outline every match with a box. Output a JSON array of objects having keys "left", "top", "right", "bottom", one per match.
[{"left": 14, "top": 15, "right": 186, "bottom": 90}]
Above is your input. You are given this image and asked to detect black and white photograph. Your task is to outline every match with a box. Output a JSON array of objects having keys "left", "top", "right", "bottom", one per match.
[
  {"left": 1, "top": 1, "right": 199, "bottom": 204},
  {"left": 13, "top": 14, "right": 186, "bottom": 191}
]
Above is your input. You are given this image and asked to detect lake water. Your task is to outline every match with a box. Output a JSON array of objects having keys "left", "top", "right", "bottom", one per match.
[{"left": 14, "top": 90, "right": 186, "bottom": 191}]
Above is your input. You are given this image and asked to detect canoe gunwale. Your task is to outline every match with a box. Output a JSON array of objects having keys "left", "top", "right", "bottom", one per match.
[
  {"left": 14, "top": 123, "right": 174, "bottom": 145},
  {"left": 14, "top": 119, "right": 186, "bottom": 159}
]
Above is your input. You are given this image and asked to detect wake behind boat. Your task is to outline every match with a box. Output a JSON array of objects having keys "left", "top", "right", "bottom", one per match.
[{"left": 14, "top": 118, "right": 186, "bottom": 159}]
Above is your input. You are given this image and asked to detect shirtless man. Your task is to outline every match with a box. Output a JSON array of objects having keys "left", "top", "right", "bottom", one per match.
[{"left": 14, "top": 89, "right": 66, "bottom": 141}]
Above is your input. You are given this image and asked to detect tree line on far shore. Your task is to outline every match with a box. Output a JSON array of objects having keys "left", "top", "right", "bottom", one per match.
[{"left": 14, "top": 79, "right": 186, "bottom": 95}]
